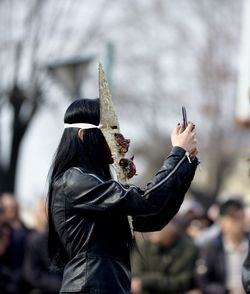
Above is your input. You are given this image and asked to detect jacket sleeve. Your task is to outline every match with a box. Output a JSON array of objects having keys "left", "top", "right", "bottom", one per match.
[
  {"left": 64, "top": 146, "right": 198, "bottom": 217},
  {"left": 132, "top": 168, "right": 196, "bottom": 232}
]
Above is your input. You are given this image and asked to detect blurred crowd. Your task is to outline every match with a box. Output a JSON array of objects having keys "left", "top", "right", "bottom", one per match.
[
  {"left": 131, "top": 197, "right": 249, "bottom": 294},
  {"left": 0, "top": 193, "right": 62, "bottom": 294},
  {"left": 0, "top": 192, "right": 249, "bottom": 294}
]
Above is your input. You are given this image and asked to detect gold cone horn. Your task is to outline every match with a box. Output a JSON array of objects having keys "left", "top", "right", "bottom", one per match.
[
  {"left": 99, "top": 63, "right": 127, "bottom": 184},
  {"left": 99, "top": 63, "right": 135, "bottom": 235}
]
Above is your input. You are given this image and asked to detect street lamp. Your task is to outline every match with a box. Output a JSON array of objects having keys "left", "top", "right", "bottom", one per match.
[{"left": 47, "top": 55, "right": 94, "bottom": 99}]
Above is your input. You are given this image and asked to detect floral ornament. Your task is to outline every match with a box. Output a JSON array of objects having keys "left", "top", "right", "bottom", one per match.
[
  {"left": 114, "top": 133, "right": 130, "bottom": 154},
  {"left": 119, "top": 156, "right": 137, "bottom": 179}
]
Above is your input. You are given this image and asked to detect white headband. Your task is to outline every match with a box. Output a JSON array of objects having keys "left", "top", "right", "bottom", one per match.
[{"left": 64, "top": 123, "right": 102, "bottom": 129}]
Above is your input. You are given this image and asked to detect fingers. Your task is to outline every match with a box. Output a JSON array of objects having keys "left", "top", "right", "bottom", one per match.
[
  {"left": 171, "top": 121, "right": 198, "bottom": 151},
  {"left": 172, "top": 124, "right": 181, "bottom": 136},
  {"left": 179, "top": 122, "right": 185, "bottom": 134},
  {"left": 184, "top": 122, "right": 195, "bottom": 133},
  {"left": 174, "top": 121, "right": 194, "bottom": 135},
  {"left": 174, "top": 122, "right": 185, "bottom": 135}
]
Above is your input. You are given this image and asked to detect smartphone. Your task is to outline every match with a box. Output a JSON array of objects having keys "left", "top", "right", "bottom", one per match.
[{"left": 182, "top": 106, "right": 188, "bottom": 129}]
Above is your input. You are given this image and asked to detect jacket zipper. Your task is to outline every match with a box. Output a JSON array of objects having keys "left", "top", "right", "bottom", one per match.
[{"left": 185, "top": 151, "right": 192, "bottom": 163}]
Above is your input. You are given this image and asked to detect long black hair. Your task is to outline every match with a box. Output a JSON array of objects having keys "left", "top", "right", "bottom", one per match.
[{"left": 48, "top": 98, "right": 111, "bottom": 271}]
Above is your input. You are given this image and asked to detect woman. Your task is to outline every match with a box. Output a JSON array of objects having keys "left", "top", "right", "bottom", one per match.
[{"left": 48, "top": 98, "right": 198, "bottom": 294}]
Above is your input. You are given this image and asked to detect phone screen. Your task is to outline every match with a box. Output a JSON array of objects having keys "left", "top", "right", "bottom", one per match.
[{"left": 182, "top": 106, "right": 188, "bottom": 129}]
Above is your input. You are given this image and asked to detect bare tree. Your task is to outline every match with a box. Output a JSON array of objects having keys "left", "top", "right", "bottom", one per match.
[
  {"left": 0, "top": 0, "right": 110, "bottom": 194},
  {"left": 188, "top": 0, "right": 246, "bottom": 208},
  {"left": 0, "top": 1, "right": 43, "bottom": 193},
  {"left": 114, "top": 0, "right": 246, "bottom": 209}
]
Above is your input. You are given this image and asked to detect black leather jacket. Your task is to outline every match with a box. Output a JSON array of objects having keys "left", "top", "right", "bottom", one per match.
[{"left": 51, "top": 146, "right": 198, "bottom": 293}]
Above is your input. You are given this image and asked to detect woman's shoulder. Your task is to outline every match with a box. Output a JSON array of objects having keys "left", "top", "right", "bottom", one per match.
[
  {"left": 57, "top": 167, "right": 104, "bottom": 193},
  {"left": 68, "top": 167, "right": 104, "bottom": 182}
]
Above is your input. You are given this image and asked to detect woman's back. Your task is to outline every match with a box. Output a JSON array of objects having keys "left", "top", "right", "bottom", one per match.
[{"left": 52, "top": 167, "right": 133, "bottom": 293}]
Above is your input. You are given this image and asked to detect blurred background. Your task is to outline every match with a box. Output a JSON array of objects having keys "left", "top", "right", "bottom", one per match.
[
  {"left": 0, "top": 0, "right": 250, "bottom": 293},
  {"left": 0, "top": 0, "right": 249, "bottom": 221}
]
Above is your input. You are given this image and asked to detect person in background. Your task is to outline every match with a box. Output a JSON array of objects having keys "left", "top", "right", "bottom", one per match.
[
  {"left": 196, "top": 199, "right": 248, "bottom": 294},
  {"left": 23, "top": 198, "right": 62, "bottom": 294},
  {"left": 178, "top": 199, "right": 214, "bottom": 244},
  {"left": 131, "top": 216, "right": 199, "bottom": 294},
  {"left": 179, "top": 199, "right": 205, "bottom": 224},
  {"left": 241, "top": 206, "right": 250, "bottom": 292},
  {"left": 0, "top": 222, "right": 13, "bottom": 293},
  {"left": 0, "top": 193, "right": 30, "bottom": 292},
  {"left": 242, "top": 235, "right": 250, "bottom": 293},
  {"left": 243, "top": 205, "right": 250, "bottom": 233},
  {"left": 194, "top": 203, "right": 220, "bottom": 247},
  {"left": 0, "top": 193, "right": 25, "bottom": 230},
  {"left": 0, "top": 221, "right": 29, "bottom": 293}
]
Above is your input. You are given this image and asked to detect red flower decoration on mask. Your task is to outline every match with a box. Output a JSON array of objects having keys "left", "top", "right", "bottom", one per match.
[
  {"left": 119, "top": 156, "right": 136, "bottom": 179},
  {"left": 114, "top": 133, "right": 130, "bottom": 154}
]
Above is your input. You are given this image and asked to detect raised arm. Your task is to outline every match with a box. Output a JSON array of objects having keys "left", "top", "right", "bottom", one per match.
[
  {"left": 56, "top": 122, "right": 198, "bottom": 217},
  {"left": 132, "top": 163, "right": 196, "bottom": 232}
]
